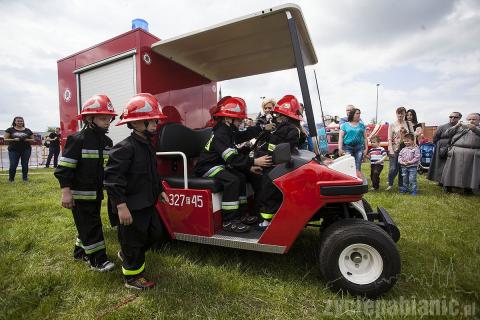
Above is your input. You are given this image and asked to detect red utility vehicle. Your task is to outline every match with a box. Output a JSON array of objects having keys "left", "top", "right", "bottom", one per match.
[{"left": 58, "top": 4, "right": 401, "bottom": 297}]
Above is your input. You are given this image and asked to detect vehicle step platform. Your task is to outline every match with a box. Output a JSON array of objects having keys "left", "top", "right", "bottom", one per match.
[{"left": 174, "top": 230, "right": 286, "bottom": 254}]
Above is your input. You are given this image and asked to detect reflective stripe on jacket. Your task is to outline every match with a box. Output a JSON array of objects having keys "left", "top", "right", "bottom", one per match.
[
  {"left": 194, "top": 122, "right": 260, "bottom": 176},
  {"left": 54, "top": 127, "right": 112, "bottom": 201}
]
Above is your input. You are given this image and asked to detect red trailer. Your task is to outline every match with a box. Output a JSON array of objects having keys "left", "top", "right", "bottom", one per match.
[{"left": 58, "top": 4, "right": 401, "bottom": 298}]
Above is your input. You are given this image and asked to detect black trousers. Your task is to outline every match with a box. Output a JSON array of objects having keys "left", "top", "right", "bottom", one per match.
[
  {"left": 214, "top": 169, "right": 247, "bottom": 222},
  {"left": 246, "top": 171, "right": 264, "bottom": 217},
  {"left": 370, "top": 164, "right": 384, "bottom": 189},
  {"left": 72, "top": 201, "right": 107, "bottom": 266},
  {"left": 107, "top": 198, "right": 119, "bottom": 227},
  {"left": 258, "top": 168, "right": 282, "bottom": 221},
  {"left": 46, "top": 145, "right": 60, "bottom": 167},
  {"left": 118, "top": 206, "right": 163, "bottom": 279}
]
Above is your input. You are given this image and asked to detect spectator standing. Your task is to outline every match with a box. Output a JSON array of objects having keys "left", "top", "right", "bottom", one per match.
[
  {"left": 4, "top": 116, "right": 34, "bottom": 182},
  {"left": 441, "top": 113, "right": 480, "bottom": 194},
  {"left": 398, "top": 133, "right": 421, "bottom": 195},
  {"left": 338, "top": 108, "right": 368, "bottom": 172},
  {"left": 367, "top": 136, "right": 387, "bottom": 191},
  {"left": 45, "top": 127, "right": 61, "bottom": 168},
  {"left": 386, "top": 107, "right": 414, "bottom": 190},
  {"left": 427, "top": 112, "right": 462, "bottom": 184}
]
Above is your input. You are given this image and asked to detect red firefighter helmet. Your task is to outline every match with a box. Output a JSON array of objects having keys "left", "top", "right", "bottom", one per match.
[
  {"left": 274, "top": 94, "right": 303, "bottom": 121},
  {"left": 213, "top": 96, "right": 247, "bottom": 119},
  {"left": 116, "top": 93, "right": 167, "bottom": 126},
  {"left": 77, "top": 94, "right": 117, "bottom": 120}
]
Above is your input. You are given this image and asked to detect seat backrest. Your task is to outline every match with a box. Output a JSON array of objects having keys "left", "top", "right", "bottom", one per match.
[{"left": 157, "top": 123, "right": 212, "bottom": 158}]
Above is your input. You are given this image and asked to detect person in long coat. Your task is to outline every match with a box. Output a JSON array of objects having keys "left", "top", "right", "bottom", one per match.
[
  {"left": 427, "top": 112, "right": 462, "bottom": 183},
  {"left": 441, "top": 113, "right": 480, "bottom": 194}
]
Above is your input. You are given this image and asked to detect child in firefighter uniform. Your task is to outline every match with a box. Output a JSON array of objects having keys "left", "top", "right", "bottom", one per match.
[
  {"left": 257, "top": 95, "right": 306, "bottom": 230},
  {"left": 104, "top": 93, "right": 168, "bottom": 290},
  {"left": 54, "top": 94, "right": 116, "bottom": 271},
  {"left": 194, "top": 96, "right": 272, "bottom": 233}
]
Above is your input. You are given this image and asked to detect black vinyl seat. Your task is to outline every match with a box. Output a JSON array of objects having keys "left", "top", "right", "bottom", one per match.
[
  {"left": 158, "top": 123, "right": 222, "bottom": 192},
  {"left": 163, "top": 176, "right": 223, "bottom": 193}
]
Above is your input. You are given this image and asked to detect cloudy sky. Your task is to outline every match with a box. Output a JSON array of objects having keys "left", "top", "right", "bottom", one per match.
[{"left": 0, "top": 0, "right": 479, "bottom": 131}]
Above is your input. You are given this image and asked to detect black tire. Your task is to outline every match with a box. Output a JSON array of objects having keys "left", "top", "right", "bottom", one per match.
[
  {"left": 362, "top": 199, "right": 373, "bottom": 213},
  {"left": 319, "top": 219, "right": 401, "bottom": 298}
]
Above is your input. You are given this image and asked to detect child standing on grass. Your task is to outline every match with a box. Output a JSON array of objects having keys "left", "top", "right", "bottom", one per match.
[
  {"left": 398, "top": 133, "right": 421, "bottom": 195},
  {"left": 54, "top": 95, "right": 117, "bottom": 272},
  {"left": 366, "top": 136, "right": 387, "bottom": 191},
  {"left": 104, "top": 93, "right": 168, "bottom": 290}
]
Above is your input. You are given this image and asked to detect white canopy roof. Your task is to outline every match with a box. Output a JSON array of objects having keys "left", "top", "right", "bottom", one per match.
[{"left": 151, "top": 4, "right": 317, "bottom": 81}]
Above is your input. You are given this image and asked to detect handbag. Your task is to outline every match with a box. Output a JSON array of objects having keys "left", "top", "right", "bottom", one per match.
[
  {"left": 438, "top": 146, "right": 448, "bottom": 159},
  {"left": 439, "top": 128, "right": 468, "bottom": 159}
]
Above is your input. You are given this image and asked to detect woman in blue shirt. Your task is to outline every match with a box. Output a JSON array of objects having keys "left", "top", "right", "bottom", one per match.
[{"left": 338, "top": 108, "right": 368, "bottom": 171}]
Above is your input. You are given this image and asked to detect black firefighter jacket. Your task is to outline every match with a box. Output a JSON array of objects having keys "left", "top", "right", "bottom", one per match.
[
  {"left": 54, "top": 127, "right": 112, "bottom": 201},
  {"left": 195, "top": 122, "right": 261, "bottom": 177},
  {"left": 259, "top": 120, "right": 303, "bottom": 156},
  {"left": 104, "top": 133, "right": 163, "bottom": 211}
]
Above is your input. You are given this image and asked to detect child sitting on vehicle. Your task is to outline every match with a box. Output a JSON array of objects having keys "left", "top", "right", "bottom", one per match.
[
  {"left": 257, "top": 94, "right": 306, "bottom": 230},
  {"left": 398, "top": 133, "right": 421, "bottom": 195},
  {"left": 194, "top": 96, "right": 272, "bottom": 233},
  {"left": 366, "top": 136, "right": 387, "bottom": 191},
  {"left": 104, "top": 93, "right": 169, "bottom": 290}
]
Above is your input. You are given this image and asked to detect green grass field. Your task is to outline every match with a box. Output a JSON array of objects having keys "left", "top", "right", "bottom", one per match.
[{"left": 0, "top": 166, "right": 478, "bottom": 319}]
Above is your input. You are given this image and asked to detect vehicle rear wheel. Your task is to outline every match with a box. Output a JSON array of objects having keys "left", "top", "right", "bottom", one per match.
[{"left": 319, "top": 219, "right": 400, "bottom": 298}]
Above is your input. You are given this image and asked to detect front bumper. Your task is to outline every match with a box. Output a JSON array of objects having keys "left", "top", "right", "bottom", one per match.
[
  {"left": 320, "top": 180, "right": 368, "bottom": 196},
  {"left": 367, "top": 207, "right": 400, "bottom": 242}
]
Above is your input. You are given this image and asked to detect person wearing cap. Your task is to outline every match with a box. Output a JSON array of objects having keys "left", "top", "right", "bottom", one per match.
[
  {"left": 195, "top": 96, "right": 272, "bottom": 233},
  {"left": 104, "top": 93, "right": 168, "bottom": 290},
  {"left": 257, "top": 95, "right": 306, "bottom": 230},
  {"left": 54, "top": 94, "right": 117, "bottom": 272}
]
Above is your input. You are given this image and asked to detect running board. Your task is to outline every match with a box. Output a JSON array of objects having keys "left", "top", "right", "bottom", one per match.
[{"left": 174, "top": 231, "right": 286, "bottom": 254}]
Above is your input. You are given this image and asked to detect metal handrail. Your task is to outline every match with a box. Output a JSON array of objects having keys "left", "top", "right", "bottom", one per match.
[{"left": 155, "top": 151, "right": 188, "bottom": 189}]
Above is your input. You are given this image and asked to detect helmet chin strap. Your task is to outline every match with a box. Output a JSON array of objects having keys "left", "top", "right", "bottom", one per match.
[
  {"left": 133, "top": 120, "right": 156, "bottom": 140},
  {"left": 85, "top": 120, "right": 108, "bottom": 134}
]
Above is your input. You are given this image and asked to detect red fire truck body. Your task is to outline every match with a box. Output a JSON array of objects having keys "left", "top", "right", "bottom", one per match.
[{"left": 57, "top": 29, "right": 216, "bottom": 146}]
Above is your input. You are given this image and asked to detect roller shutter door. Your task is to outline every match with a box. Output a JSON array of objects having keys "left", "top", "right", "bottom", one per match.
[{"left": 79, "top": 55, "right": 136, "bottom": 144}]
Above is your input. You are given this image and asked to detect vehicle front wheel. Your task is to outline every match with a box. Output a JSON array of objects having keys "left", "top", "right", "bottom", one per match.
[{"left": 319, "top": 219, "right": 400, "bottom": 298}]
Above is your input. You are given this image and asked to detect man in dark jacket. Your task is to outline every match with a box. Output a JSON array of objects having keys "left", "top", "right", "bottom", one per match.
[
  {"left": 427, "top": 112, "right": 462, "bottom": 186},
  {"left": 54, "top": 94, "right": 117, "bottom": 272},
  {"left": 104, "top": 93, "right": 168, "bottom": 290},
  {"left": 195, "top": 96, "right": 272, "bottom": 233}
]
